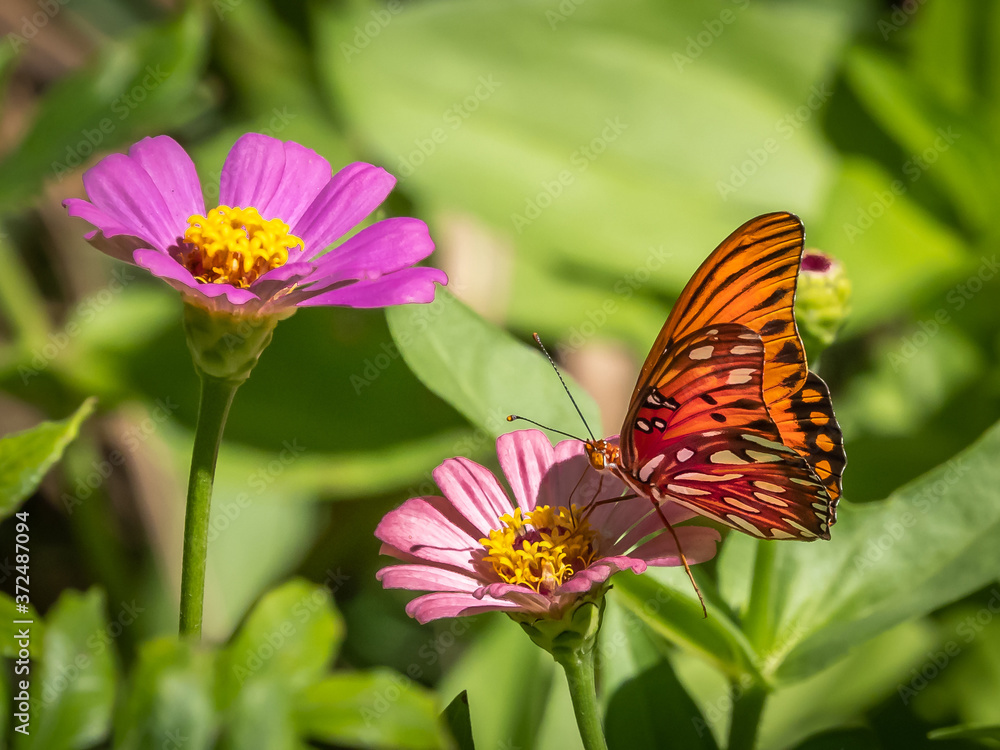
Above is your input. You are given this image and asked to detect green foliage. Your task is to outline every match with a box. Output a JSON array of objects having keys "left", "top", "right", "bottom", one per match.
[{"left": 0, "top": 399, "right": 95, "bottom": 519}]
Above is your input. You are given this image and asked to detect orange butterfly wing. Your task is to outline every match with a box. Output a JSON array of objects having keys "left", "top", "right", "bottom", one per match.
[{"left": 619, "top": 211, "right": 845, "bottom": 534}]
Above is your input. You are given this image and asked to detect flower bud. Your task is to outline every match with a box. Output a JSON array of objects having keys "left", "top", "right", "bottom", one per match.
[
  {"left": 182, "top": 304, "right": 290, "bottom": 384},
  {"left": 510, "top": 585, "right": 607, "bottom": 661},
  {"left": 796, "top": 249, "right": 851, "bottom": 359}
]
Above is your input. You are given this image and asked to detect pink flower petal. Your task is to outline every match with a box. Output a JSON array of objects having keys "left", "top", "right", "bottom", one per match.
[
  {"left": 267, "top": 141, "right": 332, "bottom": 235},
  {"left": 556, "top": 556, "right": 648, "bottom": 594},
  {"left": 497, "top": 430, "right": 554, "bottom": 513},
  {"left": 296, "top": 266, "right": 446, "bottom": 308},
  {"left": 377, "top": 564, "right": 480, "bottom": 592},
  {"left": 219, "top": 133, "right": 286, "bottom": 215},
  {"left": 128, "top": 136, "right": 205, "bottom": 231},
  {"left": 629, "top": 525, "right": 721, "bottom": 567},
  {"left": 80, "top": 153, "right": 184, "bottom": 252},
  {"left": 63, "top": 199, "right": 153, "bottom": 262},
  {"left": 432, "top": 457, "right": 512, "bottom": 536},
  {"left": 374, "top": 496, "right": 480, "bottom": 571},
  {"left": 293, "top": 162, "right": 395, "bottom": 258},
  {"left": 133, "top": 249, "right": 258, "bottom": 305},
  {"left": 404, "top": 592, "right": 521, "bottom": 624},
  {"left": 304, "top": 217, "right": 435, "bottom": 285}
]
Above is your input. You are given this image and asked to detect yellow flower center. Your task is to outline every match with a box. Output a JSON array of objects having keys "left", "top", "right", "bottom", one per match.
[
  {"left": 480, "top": 505, "right": 598, "bottom": 594},
  {"left": 181, "top": 205, "right": 304, "bottom": 289}
]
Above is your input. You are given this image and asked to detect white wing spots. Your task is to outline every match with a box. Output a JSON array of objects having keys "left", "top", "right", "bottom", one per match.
[
  {"left": 731, "top": 346, "right": 758, "bottom": 355},
  {"left": 753, "top": 492, "right": 788, "bottom": 507},
  {"left": 727, "top": 368, "right": 755, "bottom": 385},
  {"left": 690, "top": 345, "right": 714, "bottom": 360},
  {"left": 706, "top": 329, "right": 719, "bottom": 335},
  {"left": 738, "top": 333, "right": 757, "bottom": 340},
  {"left": 636, "top": 419, "right": 652, "bottom": 433},
  {"left": 703, "top": 430, "right": 722, "bottom": 437},
  {"left": 670, "top": 497, "right": 727, "bottom": 526},
  {"left": 791, "top": 477, "right": 819, "bottom": 486},
  {"left": 652, "top": 418, "right": 667, "bottom": 430},
  {"left": 724, "top": 496, "right": 760, "bottom": 514},
  {"left": 783, "top": 518, "right": 818, "bottom": 539},
  {"left": 637, "top": 455, "right": 665, "bottom": 482},
  {"left": 709, "top": 450, "right": 747, "bottom": 465},
  {"left": 676, "top": 448, "right": 694, "bottom": 462},
  {"left": 752, "top": 481, "right": 786, "bottom": 494},
  {"left": 743, "top": 433, "right": 795, "bottom": 453},
  {"left": 770, "top": 528, "right": 795, "bottom": 540},
  {"left": 667, "top": 484, "right": 711, "bottom": 496},
  {"left": 676, "top": 472, "right": 743, "bottom": 482},
  {"left": 747, "top": 450, "right": 782, "bottom": 463},
  {"left": 727, "top": 514, "right": 765, "bottom": 537},
  {"left": 811, "top": 502, "right": 828, "bottom": 512}
]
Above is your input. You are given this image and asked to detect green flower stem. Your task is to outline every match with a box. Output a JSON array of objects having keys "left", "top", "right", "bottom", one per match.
[
  {"left": 555, "top": 650, "right": 609, "bottom": 750},
  {"left": 743, "top": 540, "right": 776, "bottom": 651},
  {"left": 178, "top": 373, "right": 241, "bottom": 637},
  {"left": 727, "top": 681, "right": 768, "bottom": 750}
]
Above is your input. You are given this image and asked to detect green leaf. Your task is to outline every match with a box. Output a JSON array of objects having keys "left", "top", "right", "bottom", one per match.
[
  {"left": 612, "top": 569, "right": 760, "bottom": 682},
  {"left": 442, "top": 691, "right": 475, "bottom": 750},
  {"left": 605, "top": 650, "right": 719, "bottom": 750},
  {"left": 0, "top": 397, "right": 95, "bottom": 519},
  {"left": 0, "top": 8, "right": 210, "bottom": 206},
  {"left": 218, "top": 579, "right": 345, "bottom": 705},
  {"left": 295, "top": 669, "right": 447, "bottom": 749},
  {"left": 789, "top": 727, "right": 881, "bottom": 750},
  {"left": 218, "top": 677, "right": 297, "bottom": 750},
  {"left": 387, "top": 289, "right": 602, "bottom": 441},
  {"left": 749, "top": 417, "right": 1000, "bottom": 683},
  {"left": 16, "top": 589, "right": 116, "bottom": 750},
  {"left": 929, "top": 723, "right": 1000, "bottom": 743},
  {"left": 113, "top": 637, "right": 216, "bottom": 750}
]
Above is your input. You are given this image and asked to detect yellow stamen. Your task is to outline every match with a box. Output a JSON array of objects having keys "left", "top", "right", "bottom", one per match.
[
  {"left": 480, "top": 506, "right": 598, "bottom": 594},
  {"left": 181, "top": 205, "right": 303, "bottom": 289}
]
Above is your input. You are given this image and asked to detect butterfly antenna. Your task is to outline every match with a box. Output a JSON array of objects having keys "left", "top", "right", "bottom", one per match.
[
  {"left": 505, "top": 415, "right": 583, "bottom": 442},
  {"left": 651, "top": 500, "right": 708, "bottom": 619},
  {"left": 532, "top": 332, "right": 596, "bottom": 441}
]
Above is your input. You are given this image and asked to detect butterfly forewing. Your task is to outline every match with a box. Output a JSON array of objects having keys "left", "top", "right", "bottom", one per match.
[
  {"left": 622, "top": 323, "right": 835, "bottom": 540},
  {"left": 635, "top": 212, "right": 808, "bottom": 416}
]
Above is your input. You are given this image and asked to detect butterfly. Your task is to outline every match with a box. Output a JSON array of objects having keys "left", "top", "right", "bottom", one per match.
[{"left": 583, "top": 212, "right": 845, "bottom": 551}]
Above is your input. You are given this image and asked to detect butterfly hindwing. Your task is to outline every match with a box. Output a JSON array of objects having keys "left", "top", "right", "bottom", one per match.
[{"left": 622, "top": 323, "right": 835, "bottom": 540}]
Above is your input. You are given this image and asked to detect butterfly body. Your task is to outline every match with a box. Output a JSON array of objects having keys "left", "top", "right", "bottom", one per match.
[{"left": 585, "top": 212, "right": 845, "bottom": 542}]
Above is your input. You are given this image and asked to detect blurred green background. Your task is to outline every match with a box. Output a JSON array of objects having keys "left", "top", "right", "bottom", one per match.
[{"left": 1, "top": 0, "right": 999, "bottom": 748}]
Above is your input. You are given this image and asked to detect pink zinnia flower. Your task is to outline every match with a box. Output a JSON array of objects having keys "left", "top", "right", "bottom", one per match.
[
  {"left": 63, "top": 133, "right": 446, "bottom": 314},
  {"left": 376, "top": 430, "right": 720, "bottom": 623}
]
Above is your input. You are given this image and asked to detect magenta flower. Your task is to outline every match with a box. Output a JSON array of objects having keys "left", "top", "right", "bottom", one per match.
[
  {"left": 376, "top": 429, "right": 720, "bottom": 623},
  {"left": 63, "top": 133, "right": 446, "bottom": 315}
]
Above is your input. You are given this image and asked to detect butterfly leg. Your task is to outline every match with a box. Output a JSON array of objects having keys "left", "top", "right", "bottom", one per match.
[{"left": 651, "top": 498, "right": 708, "bottom": 619}]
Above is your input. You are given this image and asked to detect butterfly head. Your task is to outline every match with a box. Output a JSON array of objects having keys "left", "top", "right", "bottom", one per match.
[{"left": 584, "top": 439, "right": 619, "bottom": 472}]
